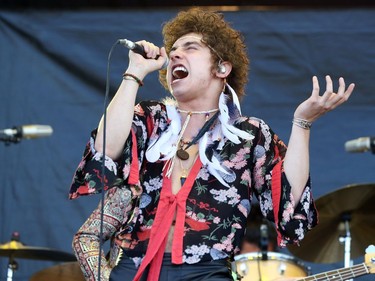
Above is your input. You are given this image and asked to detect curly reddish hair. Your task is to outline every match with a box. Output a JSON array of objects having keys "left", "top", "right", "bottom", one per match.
[{"left": 159, "top": 7, "right": 250, "bottom": 100}]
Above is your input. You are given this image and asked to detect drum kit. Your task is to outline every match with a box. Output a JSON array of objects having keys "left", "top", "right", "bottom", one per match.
[
  {"left": 0, "top": 183, "right": 374, "bottom": 281},
  {"left": 0, "top": 233, "right": 83, "bottom": 281},
  {"left": 233, "top": 183, "right": 375, "bottom": 281}
]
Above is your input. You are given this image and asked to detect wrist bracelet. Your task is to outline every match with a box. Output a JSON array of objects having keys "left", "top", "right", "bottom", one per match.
[
  {"left": 122, "top": 73, "right": 144, "bottom": 87},
  {"left": 292, "top": 117, "right": 312, "bottom": 130}
]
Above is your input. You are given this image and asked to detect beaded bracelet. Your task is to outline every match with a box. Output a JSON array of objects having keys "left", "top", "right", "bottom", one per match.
[
  {"left": 122, "top": 73, "right": 144, "bottom": 87},
  {"left": 292, "top": 117, "right": 312, "bottom": 130}
]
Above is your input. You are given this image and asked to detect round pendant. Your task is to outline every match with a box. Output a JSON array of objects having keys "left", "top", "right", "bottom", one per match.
[{"left": 176, "top": 149, "right": 189, "bottom": 160}]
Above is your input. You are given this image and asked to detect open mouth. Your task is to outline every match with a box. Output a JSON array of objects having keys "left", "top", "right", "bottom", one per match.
[{"left": 172, "top": 65, "right": 189, "bottom": 82}]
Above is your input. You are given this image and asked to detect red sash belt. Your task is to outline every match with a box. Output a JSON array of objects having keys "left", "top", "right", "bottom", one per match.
[{"left": 133, "top": 158, "right": 202, "bottom": 281}]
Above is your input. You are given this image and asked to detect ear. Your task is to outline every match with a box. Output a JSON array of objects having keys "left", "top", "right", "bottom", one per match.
[{"left": 215, "top": 61, "right": 232, "bottom": 78}]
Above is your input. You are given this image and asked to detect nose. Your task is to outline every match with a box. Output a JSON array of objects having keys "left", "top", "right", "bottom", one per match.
[{"left": 169, "top": 49, "right": 182, "bottom": 61}]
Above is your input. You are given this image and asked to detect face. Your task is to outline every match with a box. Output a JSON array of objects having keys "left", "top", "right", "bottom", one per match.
[{"left": 166, "top": 33, "right": 221, "bottom": 102}]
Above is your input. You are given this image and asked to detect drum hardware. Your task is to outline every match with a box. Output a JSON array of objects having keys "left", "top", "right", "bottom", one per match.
[
  {"left": 233, "top": 246, "right": 375, "bottom": 281},
  {"left": 231, "top": 258, "right": 245, "bottom": 281},
  {"left": 238, "top": 261, "right": 248, "bottom": 277},
  {"left": 233, "top": 252, "right": 309, "bottom": 281},
  {"left": 0, "top": 232, "right": 76, "bottom": 281},
  {"left": 235, "top": 256, "right": 249, "bottom": 279},
  {"left": 278, "top": 262, "right": 286, "bottom": 275},
  {"left": 287, "top": 183, "right": 375, "bottom": 264},
  {"left": 338, "top": 213, "right": 352, "bottom": 268},
  {"left": 29, "top": 262, "right": 85, "bottom": 281}
]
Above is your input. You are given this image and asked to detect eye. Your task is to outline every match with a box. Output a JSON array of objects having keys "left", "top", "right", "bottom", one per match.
[{"left": 183, "top": 46, "right": 195, "bottom": 52}]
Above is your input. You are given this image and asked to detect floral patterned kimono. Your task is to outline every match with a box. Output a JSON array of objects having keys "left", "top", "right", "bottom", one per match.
[{"left": 69, "top": 96, "right": 318, "bottom": 281}]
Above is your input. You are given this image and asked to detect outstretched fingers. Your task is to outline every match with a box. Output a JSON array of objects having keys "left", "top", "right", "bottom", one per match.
[
  {"left": 311, "top": 76, "right": 320, "bottom": 99},
  {"left": 314, "top": 75, "right": 355, "bottom": 112},
  {"left": 326, "top": 76, "right": 355, "bottom": 110},
  {"left": 337, "top": 77, "right": 355, "bottom": 103},
  {"left": 322, "top": 75, "right": 334, "bottom": 102},
  {"left": 299, "top": 75, "right": 355, "bottom": 123}
]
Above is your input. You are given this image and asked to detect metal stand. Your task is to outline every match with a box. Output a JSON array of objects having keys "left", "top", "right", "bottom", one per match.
[
  {"left": 339, "top": 214, "right": 352, "bottom": 281},
  {"left": 6, "top": 257, "right": 18, "bottom": 281},
  {"left": 0, "top": 134, "right": 20, "bottom": 145}
]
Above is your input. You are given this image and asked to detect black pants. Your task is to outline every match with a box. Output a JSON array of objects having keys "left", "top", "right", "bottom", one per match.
[{"left": 109, "top": 253, "right": 234, "bottom": 281}]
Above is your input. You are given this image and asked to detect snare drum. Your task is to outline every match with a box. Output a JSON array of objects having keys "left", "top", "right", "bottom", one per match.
[{"left": 233, "top": 252, "right": 309, "bottom": 281}]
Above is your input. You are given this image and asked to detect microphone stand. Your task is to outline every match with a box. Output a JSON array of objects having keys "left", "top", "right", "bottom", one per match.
[
  {"left": 260, "top": 223, "right": 269, "bottom": 261},
  {"left": 0, "top": 132, "right": 20, "bottom": 144},
  {"left": 371, "top": 141, "right": 375, "bottom": 154}
]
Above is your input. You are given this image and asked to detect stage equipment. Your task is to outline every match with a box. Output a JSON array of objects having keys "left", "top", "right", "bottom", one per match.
[
  {"left": 0, "top": 124, "right": 53, "bottom": 144},
  {"left": 345, "top": 136, "right": 375, "bottom": 154},
  {"left": 233, "top": 246, "right": 375, "bottom": 281},
  {"left": 29, "top": 262, "right": 85, "bottom": 281},
  {"left": 0, "top": 238, "right": 76, "bottom": 281},
  {"left": 288, "top": 183, "right": 375, "bottom": 265},
  {"left": 233, "top": 252, "right": 309, "bottom": 281}
]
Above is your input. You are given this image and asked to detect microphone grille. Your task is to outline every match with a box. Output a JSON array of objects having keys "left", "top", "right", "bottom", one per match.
[
  {"left": 344, "top": 137, "right": 370, "bottom": 153},
  {"left": 21, "top": 125, "right": 53, "bottom": 139}
]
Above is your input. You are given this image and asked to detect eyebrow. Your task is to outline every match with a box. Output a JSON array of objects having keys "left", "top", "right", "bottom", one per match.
[
  {"left": 170, "top": 40, "right": 203, "bottom": 52},
  {"left": 169, "top": 37, "right": 224, "bottom": 62}
]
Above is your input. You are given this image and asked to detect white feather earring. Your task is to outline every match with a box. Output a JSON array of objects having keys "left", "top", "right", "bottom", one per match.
[
  {"left": 199, "top": 133, "right": 231, "bottom": 187},
  {"left": 219, "top": 83, "right": 254, "bottom": 143},
  {"left": 145, "top": 105, "right": 181, "bottom": 163},
  {"left": 197, "top": 83, "right": 256, "bottom": 187}
]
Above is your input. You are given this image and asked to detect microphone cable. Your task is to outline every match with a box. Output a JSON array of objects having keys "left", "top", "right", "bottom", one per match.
[
  {"left": 96, "top": 38, "right": 164, "bottom": 280},
  {"left": 97, "top": 39, "right": 124, "bottom": 281}
]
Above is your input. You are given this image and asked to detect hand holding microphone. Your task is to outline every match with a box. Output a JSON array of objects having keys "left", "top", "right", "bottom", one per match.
[{"left": 119, "top": 39, "right": 169, "bottom": 70}]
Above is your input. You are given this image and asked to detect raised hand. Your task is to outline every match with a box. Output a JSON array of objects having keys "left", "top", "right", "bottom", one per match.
[
  {"left": 127, "top": 40, "right": 168, "bottom": 77},
  {"left": 294, "top": 75, "right": 355, "bottom": 123}
]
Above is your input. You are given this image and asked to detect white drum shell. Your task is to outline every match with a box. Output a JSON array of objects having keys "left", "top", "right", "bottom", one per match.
[{"left": 233, "top": 252, "right": 309, "bottom": 281}]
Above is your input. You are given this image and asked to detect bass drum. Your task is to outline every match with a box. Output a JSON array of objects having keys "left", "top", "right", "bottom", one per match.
[
  {"left": 233, "top": 252, "right": 309, "bottom": 281},
  {"left": 29, "top": 262, "right": 85, "bottom": 281}
]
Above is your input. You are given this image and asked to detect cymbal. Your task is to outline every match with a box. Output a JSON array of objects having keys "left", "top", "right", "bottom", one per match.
[
  {"left": 30, "top": 262, "right": 85, "bottom": 281},
  {"left": 287, "top": 183, "right": 375, "bottom": 263},
  {"left": 0, "top": 240, "right": 76, "bottom": 262}
]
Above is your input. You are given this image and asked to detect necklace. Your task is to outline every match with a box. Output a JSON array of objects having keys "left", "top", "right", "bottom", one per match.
[
  {"left": 176, "top": 139, "right": 193, "bottom": 160},
  {"left": 177, "top": 108, "right": 219, "bottom": 115},
  {"left": 164, "top": 109, "right": 220, "bottom": 179},
  {"left": 179, "top": 154, "right": 198, "bottom": 186},
  {"left": 175, "top": 111, "right": 219, "bottom": 160},
  {"left": 179, "top": 157, "right": 189, "bottom": 186}
]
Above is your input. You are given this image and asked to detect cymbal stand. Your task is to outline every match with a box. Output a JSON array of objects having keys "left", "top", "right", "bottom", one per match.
[
  {"left": 6, "top": 255, "right": 18, "bottom": 281},
  {"left": 3, "top": 232, "right": 21, "bottom": 281},
  {"left": 339, "top": 214, "right": 352, "bottom": 280}
]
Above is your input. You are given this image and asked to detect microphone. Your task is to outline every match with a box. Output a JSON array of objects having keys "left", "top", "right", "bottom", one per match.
[
  {"left": 344, "top": 137, "right": 375, "bottom": 154},
  {"left": 260, "top": 223, "right": 269, "bottom": 260},
  {"left": 118, "top": 39, "right": 169, "bottom": 69},
  {"left": 0, "top": 125, "right": 53, "bottom": 142}
]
